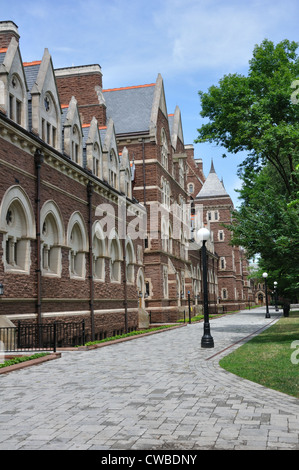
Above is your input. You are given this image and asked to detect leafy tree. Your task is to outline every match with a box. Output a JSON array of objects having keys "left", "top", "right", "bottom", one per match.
[
  {"left": 196, "top": 39, "right": 299, "bottom": 196},
  {"left": 229, "top": 166, "right": 299, "bottom": 300},
  {"left": 195, "top": 39, "right": 299, "bottom": 300}
]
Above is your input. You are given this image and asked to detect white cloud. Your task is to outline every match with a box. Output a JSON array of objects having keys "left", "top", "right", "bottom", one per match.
[
  {"left": 152, "top": 1, "right": 285, "bottom": 73},
  {"left": 2, "top": 0, "right": 299, "bottom": 203},
  {"left": 6, "top": 0, "right": 299, "bottom": 81}
]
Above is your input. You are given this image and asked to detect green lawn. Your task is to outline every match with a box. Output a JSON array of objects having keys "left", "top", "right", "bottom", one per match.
[{"left": 219, "top": 311, "right": 299, "bottom": 398}]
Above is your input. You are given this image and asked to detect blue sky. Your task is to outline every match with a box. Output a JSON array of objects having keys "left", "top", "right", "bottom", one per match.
[{"left": 2, "top": 0, "right": 299, "bottom": 206}]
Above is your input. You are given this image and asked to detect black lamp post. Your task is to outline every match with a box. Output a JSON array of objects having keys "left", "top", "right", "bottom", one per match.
[
  {"left": 263, "top": 272, "right": 270, "bottom": 318},
  {"left": 197, "top": 227, "right": 214, "bottom": 348},
  {"left": 274, "top": 281, "right": 279, "bottom": 311}
]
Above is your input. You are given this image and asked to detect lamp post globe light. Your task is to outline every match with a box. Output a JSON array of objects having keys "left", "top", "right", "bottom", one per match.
[
  {"left": 263, "top": 272, "right": 270, "bottom": 318},
  {"left": 197, "top": 227, "right": 214, "bottom": 348}
]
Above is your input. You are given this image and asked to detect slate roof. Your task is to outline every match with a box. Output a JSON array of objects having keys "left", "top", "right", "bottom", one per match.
[
  {"left": 23, "top": 62, "right": 41, "bottom": 98},
  {"left": 99, "top": 127, "right": 107, "bottom": 145},
  {"left": 103, "top": 84, "right": 155, "bottom": 135},
  {"left": 0, "top": 50, "right": 6, "bottom": 65},
  {"left": 23, "top": 62, "right": 41, "bottom": 130},
  {"left": 196, "top": 160, "right": 229, "bottom": 199},
  {"left": 168, "top": 114, "right": 174, "bottom": 134}
]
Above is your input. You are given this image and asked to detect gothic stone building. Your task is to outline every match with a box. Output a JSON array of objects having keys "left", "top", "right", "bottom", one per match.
[{"left": 0, "top": 21, "right": 250, "bottom": 339}]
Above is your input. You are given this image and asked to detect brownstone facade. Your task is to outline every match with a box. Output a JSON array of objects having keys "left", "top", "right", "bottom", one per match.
[{"left": 0, "top": 21, "right": 250, "bottom": 341}]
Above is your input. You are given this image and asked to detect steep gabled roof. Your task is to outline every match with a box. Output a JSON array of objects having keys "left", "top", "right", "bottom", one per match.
[
  {"left": 103, "top": 82, "right": 155, "bottom": 135},
  {"left": 102, "top": 74, "right": 168, "bottom": 143}
]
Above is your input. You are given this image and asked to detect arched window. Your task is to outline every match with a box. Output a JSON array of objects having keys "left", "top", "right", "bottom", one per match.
[
  {"left": 70, "top": 224, "right": 84, "bottom": 277},
  {"left": 161, "top": 177, "right": 166, "bottom": 205},
  {"left": 188, "top": 183, "right": 194, "bottom": 194},
  {"left": 161, "top": 178, "right": 171, "bottom": 209},
  {"left": 8, "top": 74, "right": 25, "bottom": 126},
  {"left": 166, "top": 182, "right": 171, "bottom": 208},
  {"left": 220, "top": 257, "right": 226, "bottom": 270},
  {"left": 110, "top": 239, "right": 120, "bottom": 281},
  {"left": 41, "top": 215, "right": 60, "bottom": 276},
  {"left": 67, "top": 212, "right": 88, "bottom": 279},
  {"left": 40, "top": 201, "right": 63, "bottom": 278},
  {"left": 161, "top": 217, "right": 168, "bottom": 251},
  {"left": 93, "top": 222, "right": 105, "bottom": 281},
  {"left": 93, "top": 236, "right": 105, "bottom": 280},
  {"left": 109, "top": 150, "right": 118, "bottom": 189},
  {"left": 126, "top": 238, "right": 135, "bottom": 284},
  {"left": 5, "top": 202, "right": 28, "bottom": 271},
  {"left": 161, "top": 128, "right": 168, "bottom": 170},
  {"left": 41, "top": 92, "right": 59, "bottom": 149},
  {"left": 93, "top": 142, "right": 102, "bottom": 178},
  {"left": 0, "top": 186, "right": 35, "bottom": 274},
  {"left": 71, "top": 124, "right": 80, "bottom": 163},
  {"left": 109, "top": 231, "right": 122, "bottom": 282}
]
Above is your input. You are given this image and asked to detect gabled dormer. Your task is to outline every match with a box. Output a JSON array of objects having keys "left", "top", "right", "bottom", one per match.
[
  {"left": 0, "top": 35, "right": 28, "bottom": 128},
  {"left": 119, "top": 146, "right": 132, "bottom": 198},
  {"left": 149, "top": 73, "right": 169, "bottom": 143},
  {"left": 170, "top": 106, "right": 187, "bottom": 188},
  {"left": 83, "top": 116, "right": 103, "bottom": 179},
  {"left": 170, "top": 106, "right": 184, "bottom": 152},
  {"left": 26, "top": 48, "right": 62, "bottom": 151},
  {"left": 102, "top": 118, "right": 120, "bottom": 191},
  {"left": 61, "top": 96, "right": 83, "bottom": 166}
]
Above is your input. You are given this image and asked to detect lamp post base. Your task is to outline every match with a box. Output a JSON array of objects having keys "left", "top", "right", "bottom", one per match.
[
  {"left": 201, "top": 336, "right": 214, "bottom": 348},
  {"left": 201, "top": 324, "right": 214, "bottom": 348},
  {"left": 265, "top": 312, "right": 271, "bottom": 319}
]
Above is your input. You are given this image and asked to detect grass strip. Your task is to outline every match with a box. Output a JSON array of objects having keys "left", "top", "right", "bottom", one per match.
[
  {"left": 83, "top": 324, "right": 176, "bottom": 346},
  {"left": 0, "top": 353, "right": 49, "bottom": 369},
  {"left": 219, "top": 312, "right": 299, "bottom": 398},
  {"left": 177, "top": 310, "right": 240, "bottom": 323}
]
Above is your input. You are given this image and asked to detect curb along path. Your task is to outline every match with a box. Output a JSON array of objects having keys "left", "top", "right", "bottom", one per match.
[{"left": 0, "top": 307, "right": 298, "bottom": 450}]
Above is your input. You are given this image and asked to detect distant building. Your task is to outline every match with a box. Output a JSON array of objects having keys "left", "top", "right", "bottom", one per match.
[{"left": 186, "top": 152, "right": 251, "bottom": 312}]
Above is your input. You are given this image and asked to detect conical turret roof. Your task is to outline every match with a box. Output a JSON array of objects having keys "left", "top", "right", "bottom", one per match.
[{"left": 196, "top": 160, "right": 229, "bottom": 199}]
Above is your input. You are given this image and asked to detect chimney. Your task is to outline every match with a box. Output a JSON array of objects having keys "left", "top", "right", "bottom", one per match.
[
  {"left": 0, "top": 21, "right": 20, "bottom": 48},
  {"left": 185, "top": 144, "right": 194, "bottom": 160},
  {"left": 55, "top": 65, "right": 107, "bottom": 126}
]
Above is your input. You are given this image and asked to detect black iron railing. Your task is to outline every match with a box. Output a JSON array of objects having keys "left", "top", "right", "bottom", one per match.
[{"left": 0, "top": 320, "right": 85, "bottom": 352}]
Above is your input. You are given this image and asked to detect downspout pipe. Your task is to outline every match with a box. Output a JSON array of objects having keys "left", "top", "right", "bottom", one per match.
[
  {"left": 34, "top": 148, "right": 44, "bottom": 325},
  {"left": 120, "top": 197, "right": 128, "bottom": 334},
  {"left": 87, "top": 181, "right": 95, "bottom": 341},
  {"left": 122, "top": 237, "right": 128, "bottom": 334},
  {"left": 142, "top": 138, "right": 146, "bottom": 206}
]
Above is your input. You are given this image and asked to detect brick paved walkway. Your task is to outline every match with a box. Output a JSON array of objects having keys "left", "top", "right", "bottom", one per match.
[{"left": 0, "top": 307, "right": 298, "bottom": 450}]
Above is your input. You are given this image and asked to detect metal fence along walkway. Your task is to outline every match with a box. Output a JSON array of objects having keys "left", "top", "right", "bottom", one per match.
[{"left": 0, "top": 320, "right": 86, "bottom": 352}]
